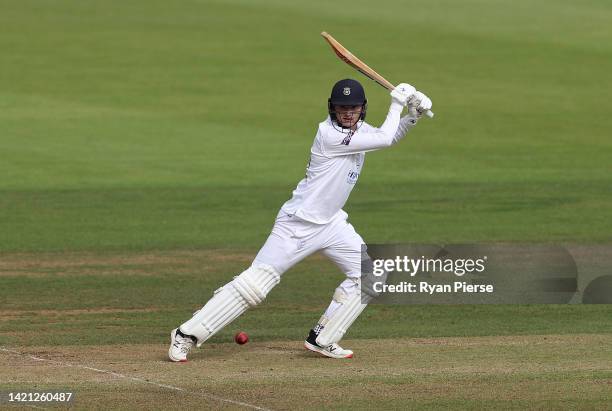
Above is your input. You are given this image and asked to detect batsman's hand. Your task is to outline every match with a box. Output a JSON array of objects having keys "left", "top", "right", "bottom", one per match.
[
  {"left": 408, "top": 91, "right": 433, "bottom": 117},
  {"left": 390, "top": 83, "right": 416, "bottom": 106}
]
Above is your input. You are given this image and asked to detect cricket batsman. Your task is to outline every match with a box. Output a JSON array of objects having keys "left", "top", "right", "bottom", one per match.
[{"left": 169, "top": 79, "right": 432, "bottom": 361}]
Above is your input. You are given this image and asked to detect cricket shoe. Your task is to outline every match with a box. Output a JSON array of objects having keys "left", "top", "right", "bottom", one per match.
[
  {"left": 304, "top": 329, "right": 353, "bottom": 359},
  {"left": 168, "top": 328, "right": 196, "bottom": 362}
]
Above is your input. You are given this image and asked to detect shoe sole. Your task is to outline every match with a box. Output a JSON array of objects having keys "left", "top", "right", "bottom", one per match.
[{"left": 304, "top": 341, "right": 353, "bottom": 359}]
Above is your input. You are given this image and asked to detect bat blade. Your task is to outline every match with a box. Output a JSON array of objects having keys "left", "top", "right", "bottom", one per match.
[
  {"left": 320, "top": 31, "right": 434, "bottom": 118},
  {"left": 321, "top": 31, "right": 394, "bottom": 91}
]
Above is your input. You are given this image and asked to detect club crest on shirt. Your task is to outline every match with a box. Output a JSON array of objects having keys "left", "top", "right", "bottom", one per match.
[{"left": 347, "top": 170, "right": 359, "bottom": 184}]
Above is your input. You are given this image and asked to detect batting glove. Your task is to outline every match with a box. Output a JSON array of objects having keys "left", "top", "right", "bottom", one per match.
[
  {"left": 408, "top": 91, "right": 432, "bottom": 117},
  {"left": 390, "top": 83, "right": 416, "bottom": 106}
]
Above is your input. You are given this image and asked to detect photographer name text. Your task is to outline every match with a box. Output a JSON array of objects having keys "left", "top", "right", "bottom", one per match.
[{"left": 373, "top": 281, "right": 494, "bottom": 294}]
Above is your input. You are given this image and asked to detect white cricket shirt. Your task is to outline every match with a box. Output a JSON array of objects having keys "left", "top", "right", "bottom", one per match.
[{"left": 281, "top": 102, "right": 418, "bottom": 224}]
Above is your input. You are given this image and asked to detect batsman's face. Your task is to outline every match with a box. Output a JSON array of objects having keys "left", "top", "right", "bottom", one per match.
[{"left": 334, "top": 105, "right": 363, "bottom": 129}]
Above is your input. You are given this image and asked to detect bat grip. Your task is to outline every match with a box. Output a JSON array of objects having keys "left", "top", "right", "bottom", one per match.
[{"left": 425, "top": 110, "right": 434, "bottom": 118}]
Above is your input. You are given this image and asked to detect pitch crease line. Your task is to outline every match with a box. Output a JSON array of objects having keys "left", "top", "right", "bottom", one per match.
[{"left": 0, "top": 347, "right": 271, "bottom": 411}]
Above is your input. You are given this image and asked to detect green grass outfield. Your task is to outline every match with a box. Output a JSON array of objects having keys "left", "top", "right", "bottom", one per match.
[
  {"left": 1, "top": 0, "right": 611, "bottom": 409},
  {"left": 1, "top": 0, "right": 611, "bottom": 250}
]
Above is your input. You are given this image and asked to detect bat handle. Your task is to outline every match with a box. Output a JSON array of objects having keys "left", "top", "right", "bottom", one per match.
[{"left": 425, "top": 110, "right": 434, "bottom": 118}]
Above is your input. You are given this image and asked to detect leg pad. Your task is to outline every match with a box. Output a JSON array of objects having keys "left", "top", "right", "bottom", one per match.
[
  {"left": 316, "top": 277, "right": 372, "bottom": 346},
  {"left": 179, "top": 263, "right": 280, "bottom": 346}
]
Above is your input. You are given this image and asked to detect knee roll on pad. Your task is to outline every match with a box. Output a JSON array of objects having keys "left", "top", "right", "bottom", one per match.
[
  {"left": 338, "top": 276, "right": 379, "bottom": 302},
  {"left": 231, "top": 263, "right": 280, "bottom": 306},
  {"left": 179, "top": 263, "right": 280, "bottom": 346},
  {"left": 361, "top": 256, "right": 387, "bottom": 299},
  {"left": 361, "top": 274, "right": 385, "bottom": 299}
]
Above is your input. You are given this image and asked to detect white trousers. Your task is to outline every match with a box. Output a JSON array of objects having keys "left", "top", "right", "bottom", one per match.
[{"left": 254, "top": 210, "right": 365, "bottom": 317}]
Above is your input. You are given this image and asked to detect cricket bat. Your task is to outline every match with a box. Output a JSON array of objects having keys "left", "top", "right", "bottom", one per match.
[{"left": 321, "top": 31, "right": 434, "bottom": 118}]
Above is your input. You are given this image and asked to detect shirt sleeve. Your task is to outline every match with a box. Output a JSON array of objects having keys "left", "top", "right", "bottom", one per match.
[{"left": 320, "top": 101, "right": 404, "bottom": 156}]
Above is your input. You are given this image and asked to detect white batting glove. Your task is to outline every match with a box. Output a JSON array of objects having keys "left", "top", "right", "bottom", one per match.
[
  {"left": 390, "top": 83, "right": 416, "bottom": 106},
  {"left": 408, "top": 91, "right": 432, "bottom": 117}
]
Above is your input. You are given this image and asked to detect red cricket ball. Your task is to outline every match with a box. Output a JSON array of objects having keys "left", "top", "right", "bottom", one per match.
[{"left": 234, "top": 331, "right": 249, "bottom": 345}]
